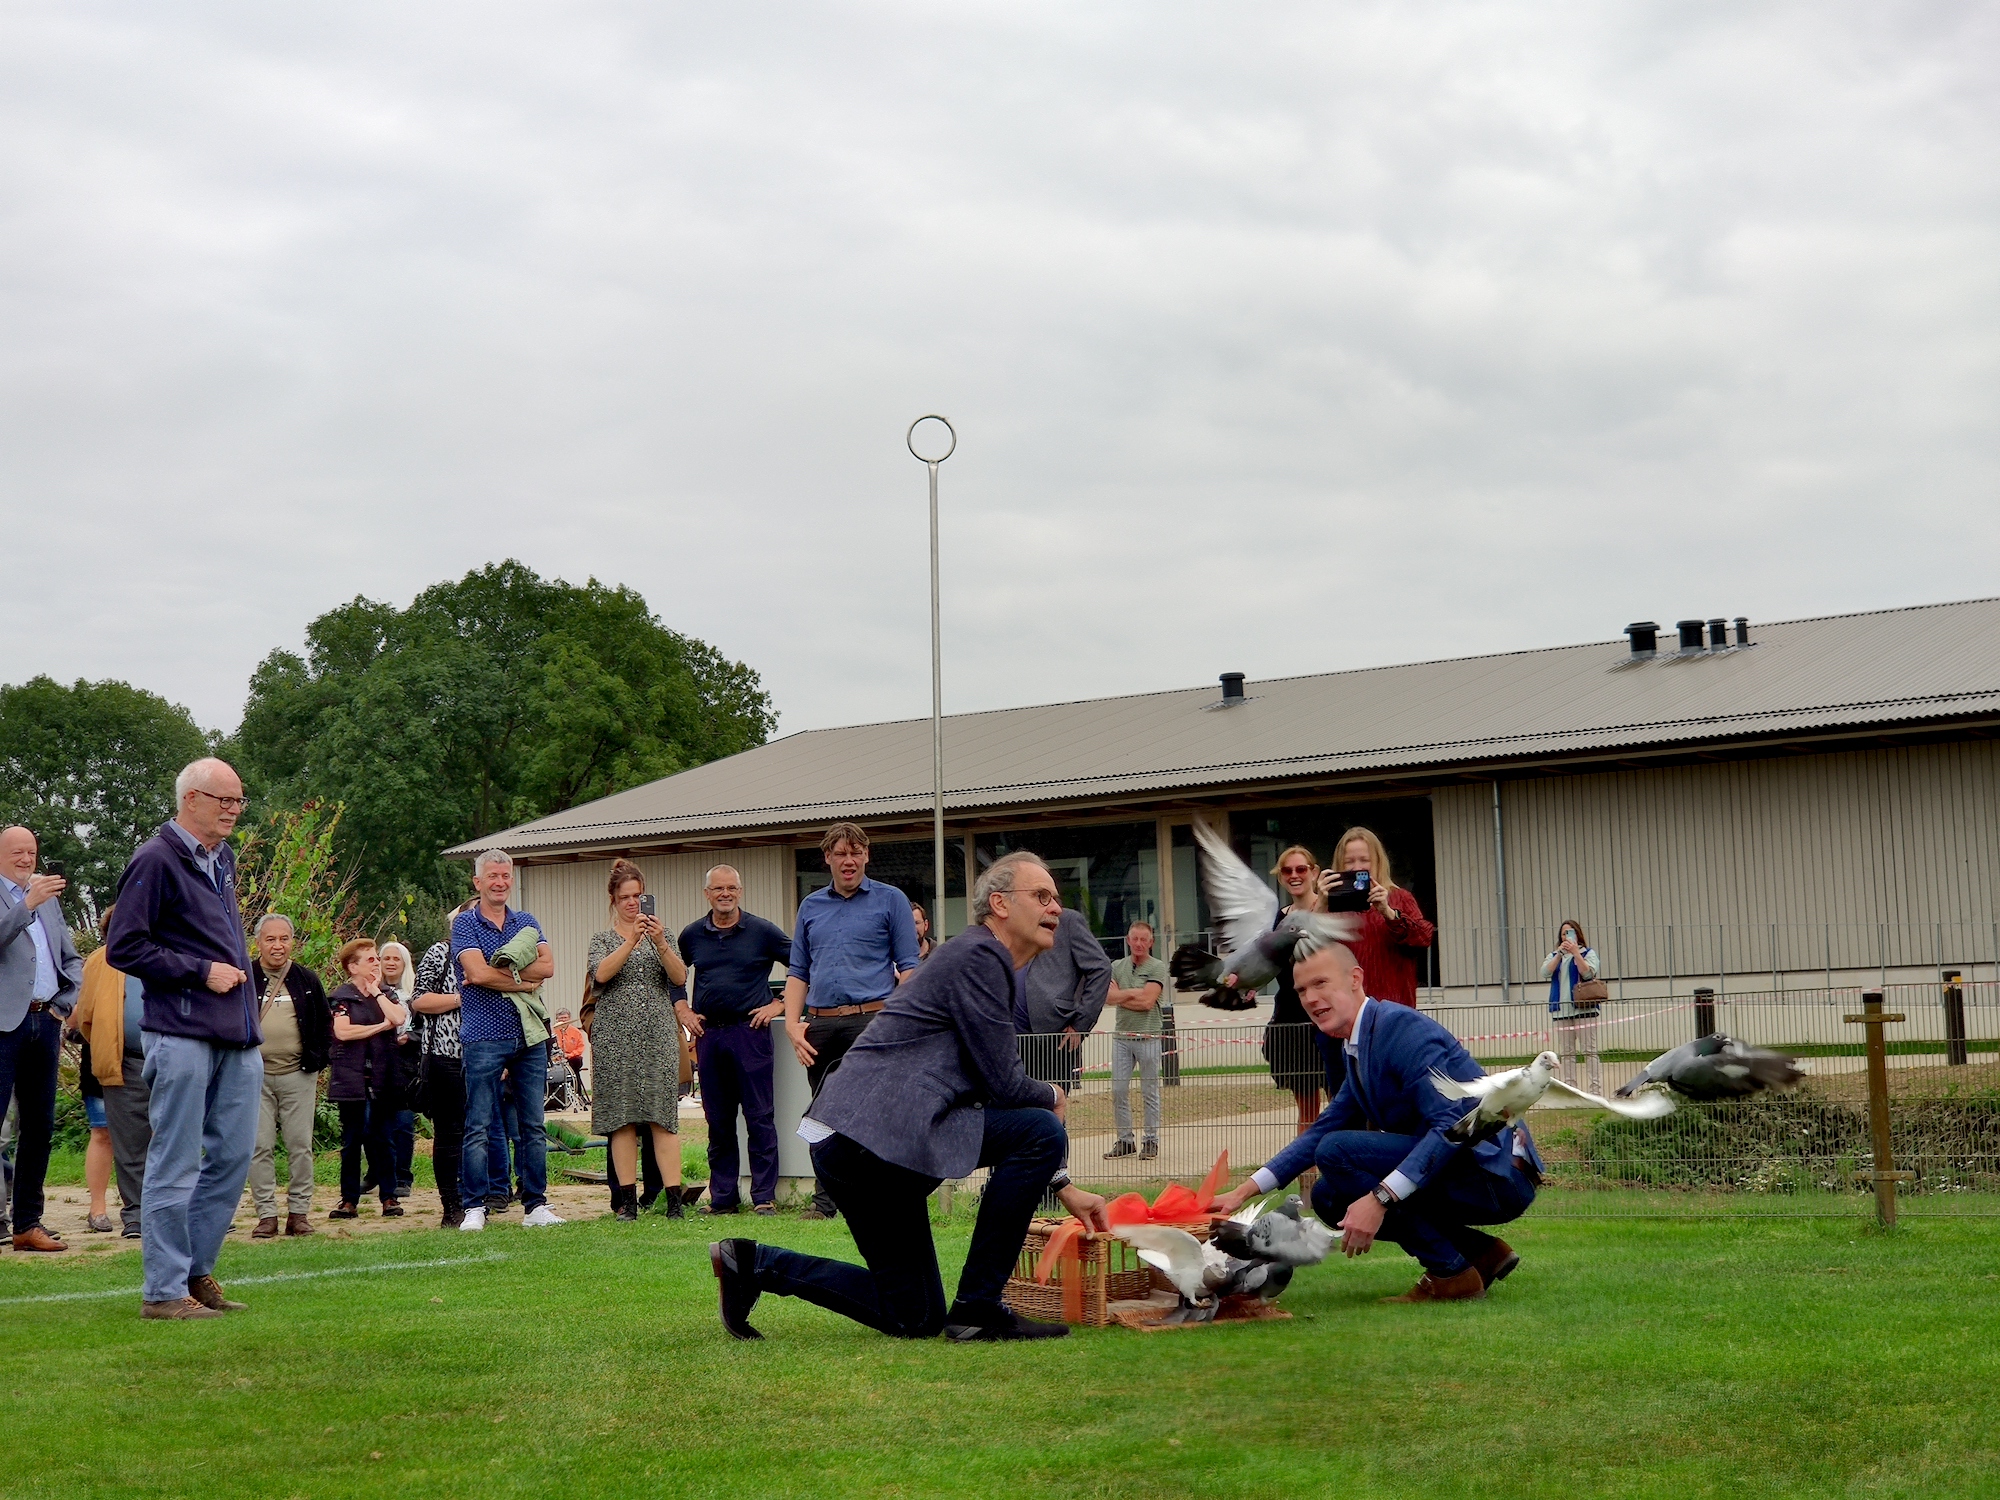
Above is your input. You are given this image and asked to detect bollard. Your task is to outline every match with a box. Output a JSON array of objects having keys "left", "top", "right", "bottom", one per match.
[
  {"left": 1844, "top": 989, "right": 1911, "bottom": 1227},
  {"left": 1942, "top": 969, "right": 1968, "bottom": 1067},
  {"left": 1693, "top": 986, "right": 1716, "bottom": 1040},
  {"left": 1161, "top": 1000, "right": 1181, "bottom": 1087}
]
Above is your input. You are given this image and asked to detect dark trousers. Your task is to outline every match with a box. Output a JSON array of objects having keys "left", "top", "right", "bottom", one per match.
[
  {"left": 0, "top": 1010, "right": 61, "bottom": 1233},
  {"left": 422, "top": 1061, "right": 466, "bottom": 1214},
  {"left": 103, "top": 1043, "right": 153, "bottom": 1236},
  {"left": 802, "top": 1011, "right": 877, "bottom": 1215},
  {"left": 1021, "top": 1033, "right": 1082, "bottom": 1097},
  {"left": 697, "top": 1022, "right": 778, "bottom": 1209},
  {"left": 337, "top": 1100, "right": 396, "bottom": 1207},
  {"left": 390, "top": 1108, "right": 417, "bottom": 1194},
  {"left": 754, "top": 1107, "right": 1066, "bottom": 1338},
  {"left": 1309, "top": 1130, "right": 1536, "bottom": 1278}
]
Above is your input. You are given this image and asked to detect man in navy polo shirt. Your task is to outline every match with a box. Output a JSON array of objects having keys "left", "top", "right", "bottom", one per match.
[
  {"left": 781, "top": 823, "right": 920, "bottom": 1220},
  {"left": 451, "top": 849, "right": 559, "bottom": 1232},
  {"left": 677, "top": 865, "right": 792, "bottom": 1217}
]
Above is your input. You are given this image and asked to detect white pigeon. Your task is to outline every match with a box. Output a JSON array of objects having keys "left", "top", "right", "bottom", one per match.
[
  {"left": 1428, "top": 1050, "right": 1675, "bottom": 1143},
  {"left": 1112, "top": 1224, "right": 1287, "bottom": 1323}
]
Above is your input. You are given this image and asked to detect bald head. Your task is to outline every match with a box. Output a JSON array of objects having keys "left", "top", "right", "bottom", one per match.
[{"left": 0, "top": 826, "right": 37, "bottom": 886}]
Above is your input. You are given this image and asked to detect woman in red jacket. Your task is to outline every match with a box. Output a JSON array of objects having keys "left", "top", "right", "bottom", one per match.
[{"left": 1320, "top": 825, "right": 1435, "bottom": 1007}]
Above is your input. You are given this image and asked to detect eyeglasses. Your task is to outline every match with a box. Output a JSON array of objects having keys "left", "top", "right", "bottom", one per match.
[
  {"left": 190, "top": 789, "right": 250, "bottom": 811},
  {"left": 1001, "top": 886, "right": 1063, "bottom": 909}
]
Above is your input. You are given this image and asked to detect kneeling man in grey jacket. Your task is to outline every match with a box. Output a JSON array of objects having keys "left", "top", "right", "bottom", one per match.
[{"left": 710, "top": 851, "right": 1111, "bottom": 1342}]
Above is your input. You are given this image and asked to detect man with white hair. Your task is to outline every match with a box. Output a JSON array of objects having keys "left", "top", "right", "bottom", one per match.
[
  {"left": 0, "top": 823, "right": 85, "bottom": 1252},
  {"left": 107, "top": 757, "right": 260, "bottom": 1319},
  {"left": 243, "top": 913, "right": 331, "bottom": 1239}
]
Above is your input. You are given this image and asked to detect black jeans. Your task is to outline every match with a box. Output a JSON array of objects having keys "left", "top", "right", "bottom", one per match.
[
  {"left": 802, "top": 1010, "right": 878, "bottom": 1215},
  {"left": 422, "top": 1061, "right": 466, "bottom": 1214},
  {"left": 0, "top": 1009, "right": 61, "bottom": 1233},
  {"left": 337, "top": 1100, "right": 396, "bottom": 1207},
  {"left": 753, "top": 1106, "right": 1066, "bottom": 1338}
]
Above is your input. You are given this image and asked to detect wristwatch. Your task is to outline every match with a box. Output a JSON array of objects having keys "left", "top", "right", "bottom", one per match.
[{"left": 1371, "top": 1184, "right": 1397, "bottom": 1208}]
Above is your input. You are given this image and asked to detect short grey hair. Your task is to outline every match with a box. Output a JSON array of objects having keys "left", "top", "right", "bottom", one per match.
[
  {"left": 972, "top": 851, "right": 1049, "bottom": 922},
  {"left": 254, "top": 913, "right": 294, "bottom": 940},
  {"left": 174, "top": 757, "right": 233, "bottom": 805},
  {"left": 704, "top": 864, "right": 742, "bottom": 888},
  {"left": 473, "top": 848, "right": 514, "bottom": 877}
]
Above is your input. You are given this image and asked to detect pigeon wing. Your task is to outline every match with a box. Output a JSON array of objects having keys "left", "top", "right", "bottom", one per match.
[
  {"left": 1190, "top": 820, "right": 1281, "bottom": 962},
  {"left": 1113, "top": 1225, "right": 1212, "bottom": 1301},
  {"left": 1541, "top": 1077, "right": 1676, "bottom": 1119},
  {"left": 1429, "top": 1067, "right": 1504, "bottom": 1101}
]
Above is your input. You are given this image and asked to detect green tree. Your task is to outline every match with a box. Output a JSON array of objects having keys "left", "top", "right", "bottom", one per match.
[
  {"left": 234, "top": 560, "right": 776, "bottom": 919},
  {"left": 0, "top": 676, "right": 212, "bottom": 927},
  {"left": 234, "top": 801, "right": 366, "bottom": 981}
]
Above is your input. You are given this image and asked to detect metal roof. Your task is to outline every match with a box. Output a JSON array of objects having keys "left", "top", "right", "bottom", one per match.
[{"left": 454, "top": 596, "right": 2000, "bottom": 857}]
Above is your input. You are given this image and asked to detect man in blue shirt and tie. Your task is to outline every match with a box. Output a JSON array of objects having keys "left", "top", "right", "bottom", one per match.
[
  {"left": 1214, "top": 939, "right": 1541, "bottom": 1303},
  {"left": 0, "top": 825, "right": 85, "bottom": 1253},
  {"left": 781, "top": 823, "right": 921, "bottom": 1219}
]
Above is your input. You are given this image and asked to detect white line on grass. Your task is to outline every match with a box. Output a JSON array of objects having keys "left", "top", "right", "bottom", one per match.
[{"left": 0, "top": 1252, "right": 510, "bottom": 1305}]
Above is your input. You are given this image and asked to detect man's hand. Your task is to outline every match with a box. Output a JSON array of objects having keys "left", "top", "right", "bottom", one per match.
[
  {"left": 748, "top": 1000, "right": 785, "bottom": 1029},
  {"left": 789, "top": 1017, "right": 817, "bottom": 1068},
  {"left": 1338, "top": 1192, "right": 1386, "bottom": 1257},
  {"left": 1060, "top": 1025, "right": 1082, "bottom": 1052},
  {"left": 1056, "top": 1183, "right": 1110, "bottom": 1232},
  {"left": 1048, "top": 1084, "right": 1067, "bottom": 1124},
  {"left": 676, "top": 1002, "right": 704, "bottom": 1039},
  {"left": 205, "top": 962, "right": 248, "bottom": 993},
  {"left": 1211, "top": 1181, "right": 1261, "bottom": 1217},
  {"left": 24, "top": 874, "right": 65, "bottom": 911}
]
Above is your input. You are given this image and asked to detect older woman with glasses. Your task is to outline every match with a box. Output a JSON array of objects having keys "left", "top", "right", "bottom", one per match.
[{"left": 327, "top": 938, "right": 408, "bottom": 1220}]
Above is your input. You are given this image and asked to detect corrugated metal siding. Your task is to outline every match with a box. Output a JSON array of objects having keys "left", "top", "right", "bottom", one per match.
[
  {"left": 1433, "top": 741, "right": 2000, "bottom": 986},
  {"left": 514, "top": 846, "right": 796, "bottom": 1012}
]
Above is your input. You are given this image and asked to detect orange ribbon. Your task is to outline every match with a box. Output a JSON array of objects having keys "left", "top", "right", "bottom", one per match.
[{"left": 1032, "top": 1150, "right": 1233, "bottom": 1287}]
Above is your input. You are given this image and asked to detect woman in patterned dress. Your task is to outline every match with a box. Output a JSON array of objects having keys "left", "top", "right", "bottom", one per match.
[{"left": 589, "top": 860, "right": 690, "bottom": 1220}]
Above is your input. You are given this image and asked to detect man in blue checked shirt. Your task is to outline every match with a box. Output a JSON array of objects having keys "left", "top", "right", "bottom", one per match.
[{"left": 781, "top": 823, "right": 920, "bottom": 1220}]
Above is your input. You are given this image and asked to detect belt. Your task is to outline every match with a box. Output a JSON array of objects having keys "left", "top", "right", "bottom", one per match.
[
  {"left": 27, "top": 1000, "right": 55, "bottom": 1014},
  {"left": 808, "top": 1000, "right": 886, "bottom": 1018}
]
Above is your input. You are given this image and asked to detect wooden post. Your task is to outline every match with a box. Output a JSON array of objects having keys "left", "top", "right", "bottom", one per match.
[{"left": 1844, "top": 988, "right": 1910, "bottom": 1226}]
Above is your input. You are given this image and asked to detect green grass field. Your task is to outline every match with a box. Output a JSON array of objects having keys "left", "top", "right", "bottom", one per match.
[{"left": 6, "top": 1203, "right": 1999, "bottom": 1498}]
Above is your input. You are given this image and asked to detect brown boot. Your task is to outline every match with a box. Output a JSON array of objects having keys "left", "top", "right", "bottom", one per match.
[
  {"left": 187, "top": 1274, "right": 247, "bottom": 1312},
  {"left": 251, "top": 1217, "right": 280, "bottom": 1240},
  {"left": 1380, "top": 1265, "right": 1487, "bottom": 1303},
  {"left": 142, "top": 1297, "right": 225, "bottom": 1320},
  {"left": 285, "top": 1213, "right": 315, "bottom": 1237},
  {"left": 1471, "top": 1239, "right": 1520, "bottom": 1290}
]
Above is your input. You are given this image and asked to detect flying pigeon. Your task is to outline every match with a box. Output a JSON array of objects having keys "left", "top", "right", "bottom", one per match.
[
  {"left": 1429, "top": 1051, "right": 1675, "bottom": 1143},
  {"left": 1169, "top": 822, "right": 1359, "bottom": 1011},
  {"left": 1209, "top": 1194, "right": 1336, "bottom": 1268},
  {"left": 1615, "top": 1034, "right": 1805, "bottom": 1102}
]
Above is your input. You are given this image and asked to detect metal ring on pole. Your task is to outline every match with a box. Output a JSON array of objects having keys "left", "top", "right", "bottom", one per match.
[{"left": 907, "top": 414, "right": 956, "bottom": 464}]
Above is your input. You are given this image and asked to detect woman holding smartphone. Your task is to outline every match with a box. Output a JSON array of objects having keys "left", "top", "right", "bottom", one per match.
[
  {"left": 327, "top": 938, "right": 408, "bottom": 1220},
  {"left": 1543, "top": 919, "right": 1604, "bottom": 1094},
  {"left": 588, "top": 860, "right": 689, "bottom": 1220}
]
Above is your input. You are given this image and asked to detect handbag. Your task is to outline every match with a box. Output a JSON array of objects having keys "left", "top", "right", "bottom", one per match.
[
  {"left": 578, "top": 975, "right": 597, "bottom": 1038},
  {"left": 1571, "top": 978, "right": 1609, "bottom": 1009}
]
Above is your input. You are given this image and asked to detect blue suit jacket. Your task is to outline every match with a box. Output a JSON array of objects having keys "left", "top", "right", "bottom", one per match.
[{"left": 1264, "top": 1000, "right": 1543, "bottom": 1194}]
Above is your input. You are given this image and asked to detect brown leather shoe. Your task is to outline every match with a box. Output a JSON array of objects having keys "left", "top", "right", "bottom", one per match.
[
  {"left": 285, "top": 1213, "right": 315, "bottom": 1237},
  {"left": 142, "top": 1296, "right": 225, "bottom": 1320},
  {"left": 12, "top": 1224, "right": 68, "bottom": 1253},
  {"left": 187, "top": 1274, "right": 247, "bottom": 1312},
  {"left": 251, "top": 1217, "right": 280, "bottom": 1240},
  {"left": 1471, "top": 1239, "right": 1520, "bottom": 1290},
  {"left": 1381, "top": 1265, "right": 1487, "bottom": 1303}
]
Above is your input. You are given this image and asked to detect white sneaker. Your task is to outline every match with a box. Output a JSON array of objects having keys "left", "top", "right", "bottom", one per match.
[
  {"left": 459, "top": 1207, "right": 487, "bottom": 1232},
  {"left": 522, "top": 1205, "right": 565, "bottom": 1228}
]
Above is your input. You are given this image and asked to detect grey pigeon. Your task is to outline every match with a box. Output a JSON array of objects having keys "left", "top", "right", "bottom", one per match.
[
  {"left": 1169, "top": 822, "right": 1358, "bottom": 1011},
  {"left": 1430, "top": 1051, "right": 1674, "bottom": 1144},
  {"left": 1208, "top": 1195, "right": 1336, "bottom": 1268},
  {"left": 1616, "top": 1033, "right": 1804, "bottom": 1101}
]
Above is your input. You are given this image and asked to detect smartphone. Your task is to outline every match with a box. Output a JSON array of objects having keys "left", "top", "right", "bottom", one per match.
[
  {"left": 639, "top": 894, "right": 656, "bottom": 918},
  {"left": 45, "top": 859, "right": 65, "bottom": 881}
]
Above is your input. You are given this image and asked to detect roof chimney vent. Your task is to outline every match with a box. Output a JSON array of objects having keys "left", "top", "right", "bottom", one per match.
[
  {"left": 1623, "top": 622, "right": 1659, "bottom": 659},
  {"left": 1707, "top": 618, "right": 1729, "bottom": 650},
  {"left": 1219, "top": 671, "right": 1246, "bottom": 704},
  {"left": 1676, "top": 619, "right": 1707, "bottom": 655},
  {"left": 1733, "top": 616, "right": 1751, "bottom": 646}
]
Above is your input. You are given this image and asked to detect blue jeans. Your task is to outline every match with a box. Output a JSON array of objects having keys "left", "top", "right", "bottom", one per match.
[
  {"left": 140, "top": 1033, "right": 261, "bottom": 1302},
  {"left": 462, "top": 1039, "right": 547, "bottom": 1210},
  {"left": 754, "top": 1106, "right": 1067, "bottom": 1338},
  {"left": 1309, "top": 1130, "right": 1536, "bottom": 1278}
]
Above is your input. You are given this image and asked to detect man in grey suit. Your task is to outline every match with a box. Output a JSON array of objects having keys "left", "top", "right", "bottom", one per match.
[
  {"left": 0, "top": 825, "right": 85, "bottom": 1252},
  {"left": 1020, "top": 905, "right": 1113, "bottom": 1097},
  {"left": 710, "top": 851, "right": 1111, "bottom": 1343}
]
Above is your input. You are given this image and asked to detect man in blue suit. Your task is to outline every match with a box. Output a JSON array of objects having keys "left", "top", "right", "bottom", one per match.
[{"left": 1215, "top": 940, "right": 1540, "bottom": 1302}]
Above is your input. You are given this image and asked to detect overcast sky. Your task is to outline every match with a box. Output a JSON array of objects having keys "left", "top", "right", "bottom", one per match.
[{"left": 3, "top": 3, "right": 1995, "bottom": 740}]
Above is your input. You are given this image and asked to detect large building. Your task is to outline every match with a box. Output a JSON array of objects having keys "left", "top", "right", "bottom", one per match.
[{"left": 455, "top": 597, "right": 2000, "bottom": 1008}]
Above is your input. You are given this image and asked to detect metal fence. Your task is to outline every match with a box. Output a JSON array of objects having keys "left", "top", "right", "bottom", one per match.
[{"left": 1043, "top": 978, "right": 2000, "bottom": 1217}]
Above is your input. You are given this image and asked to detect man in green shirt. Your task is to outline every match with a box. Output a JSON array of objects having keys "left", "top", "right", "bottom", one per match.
[{"left": 1102, "top": 921, "right": 1170, "bottom": 1161}]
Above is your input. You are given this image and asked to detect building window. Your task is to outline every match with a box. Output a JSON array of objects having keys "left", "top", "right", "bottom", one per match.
[{"left": 975, "top": 822, "right": 1160, "bottom": 955}]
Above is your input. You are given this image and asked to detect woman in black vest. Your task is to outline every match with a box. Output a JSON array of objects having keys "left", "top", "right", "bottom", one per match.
[{"left": 327, "top": 938, "right": 408, "bottom": 1220}]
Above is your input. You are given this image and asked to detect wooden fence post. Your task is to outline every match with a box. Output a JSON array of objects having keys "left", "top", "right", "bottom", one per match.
[{"left": 1844, "top": 988, "right": 1910, "bottom": 1226}]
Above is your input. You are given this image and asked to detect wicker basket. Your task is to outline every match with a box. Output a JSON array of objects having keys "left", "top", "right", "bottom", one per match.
[{"left": 1002, "top": 1217, "right": 1214, "bottom": 1328}]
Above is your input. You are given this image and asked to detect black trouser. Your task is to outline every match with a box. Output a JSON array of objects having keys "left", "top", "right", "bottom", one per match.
[
  {"left": 802, "top": 1010, "right": 879, "bottom": 1215},
  {"left": 754, "top": 1107, "right": 1067, "bottom": 1337},
  {"left": 338, "top": 1100, "right": 395, "bottom": 1207},
  {"left": 1021, "top": 1033, "right": 1082, "bottom": 1097},
  {"left": 422, "top": 1060, "right": 466, "bottom": 1214},
  {"left": 103, "top": 1039, "right": 152, "bottom": 1236},
  {"left": 0, "top": 1009, "right": 61, "bottom": 1233}
]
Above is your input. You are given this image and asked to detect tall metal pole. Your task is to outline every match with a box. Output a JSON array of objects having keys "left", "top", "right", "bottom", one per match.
[{"left": 908, "top": 416, "right": 956, "bottom": 928}]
